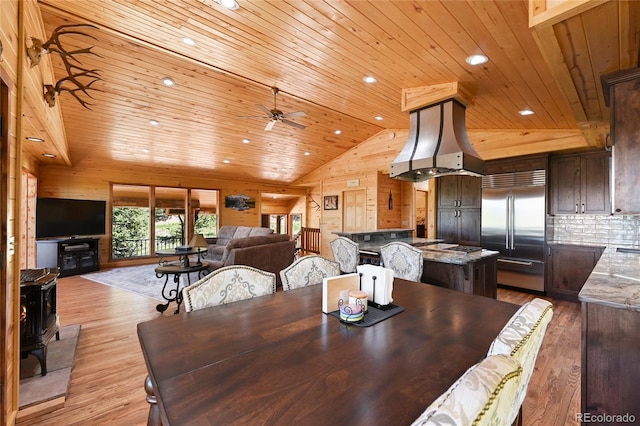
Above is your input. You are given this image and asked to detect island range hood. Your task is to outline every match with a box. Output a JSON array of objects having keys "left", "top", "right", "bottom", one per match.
[{"left": 390, "top": 98, "right": 484, "bottom": 181}]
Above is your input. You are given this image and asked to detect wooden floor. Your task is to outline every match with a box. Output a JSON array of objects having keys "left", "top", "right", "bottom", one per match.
[{"left": 17, "top": 276, "right": 581, "bottom": 425}]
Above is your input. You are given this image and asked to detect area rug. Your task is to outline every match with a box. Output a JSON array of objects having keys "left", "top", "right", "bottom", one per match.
[
  {"left": 19, "top": 324, "right": 81, "bottom": 409},
  {"left": 82, "top": 264, "right": 166, "bottom": 301}
]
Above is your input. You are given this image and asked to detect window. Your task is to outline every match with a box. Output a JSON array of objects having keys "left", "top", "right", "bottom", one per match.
[{"left": 111, "top": 184, "right": 218, "bottom": 260}]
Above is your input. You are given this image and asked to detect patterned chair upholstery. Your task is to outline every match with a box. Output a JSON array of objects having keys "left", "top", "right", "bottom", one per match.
[
  {"left": 380, "top": 241, "right": 424, "bottom": 282},
  {"left": 411, "top": 354, "right": 522, "bottom": 426},
  {"left": 279, "top": 255, "right": 341, "bottom": 291},
  {"left": 329, "top": 237, "right": 360, "bottom": 273},
  {"left": 486, "top": 298, "right": 553, "bottom": 425},
  {"left": 182, "top": 265, "right": 276, "bottom": 312}
]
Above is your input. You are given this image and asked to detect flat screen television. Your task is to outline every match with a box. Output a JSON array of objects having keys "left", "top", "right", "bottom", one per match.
[{"left": 36, "top": 198, "right": 107, "bottom": 239}]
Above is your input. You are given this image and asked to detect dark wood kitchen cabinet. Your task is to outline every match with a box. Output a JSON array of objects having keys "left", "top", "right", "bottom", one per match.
[
  {"left": 546, "top": 244, "right": 604, "bottom": 302},
  {"left": 436, "top": 175, "right": 481, "bottom": 246},
  {"left": 602, "top": 67, "right": 640, "bottom": 214},
  {"left": 549, "top": 151, "right": 610, "bottom": 215}
]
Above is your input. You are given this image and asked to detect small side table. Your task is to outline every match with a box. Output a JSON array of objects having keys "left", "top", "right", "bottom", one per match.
[{"left": 154, "top": 261, "right": 209, "bottom": 314}]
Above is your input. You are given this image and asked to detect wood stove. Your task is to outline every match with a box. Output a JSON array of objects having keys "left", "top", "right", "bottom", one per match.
[{"left": 20, "top": 268, "right": 60, "bottom": 376}]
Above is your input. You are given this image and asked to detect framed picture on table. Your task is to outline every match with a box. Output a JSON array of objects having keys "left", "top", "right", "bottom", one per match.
[{"left": 324, "top": 195, "right": 338, "bottom": 210}]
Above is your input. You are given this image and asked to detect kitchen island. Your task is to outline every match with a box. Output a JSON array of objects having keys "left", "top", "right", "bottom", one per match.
[
  {"left": 579, "top": 248, "right": 640, "bottom": 421},
  {"left": 353, "top": 240, "right": 500, "bottom": 299}
]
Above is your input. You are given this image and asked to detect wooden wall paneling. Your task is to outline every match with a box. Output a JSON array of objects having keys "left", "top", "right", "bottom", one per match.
[
  {"left": 376, "top": 171, "right": 402, "bottom": 229},
  {"left": 20, "top": 1, "right": 70, "bottom": 164},
  {"left": 218, "top": 188, "right": 260, "bottom": 227},
  {"left": 20, "top": 169, "right": 37, "bottom": 268},
  {"left": 1, "top": 0, "right": 21, "bottom": 422}
]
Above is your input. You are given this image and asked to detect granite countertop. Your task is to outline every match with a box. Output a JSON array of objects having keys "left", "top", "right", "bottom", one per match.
[
  {"left": 334, "top": 229, "right": 414, "bottom": 236},
  {"left": 579, "top": 248, "right": 640, "bottom": 311},
  {"left": 419, "top": 247, "right": 500, "bottom": 265},
  {"left": 358, "top": 239, "right": 442, "bottom": 253},
  {"left": 359, "top": 241, "right": 499, "bottom": 266}
]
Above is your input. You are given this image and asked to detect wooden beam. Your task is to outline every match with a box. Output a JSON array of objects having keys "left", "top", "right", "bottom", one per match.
[
  {"left": 400, "top": 82, "right": 474, "bottom": 112},
  {"left": 529, "top": 0, "right": 608, "bottom": 29}
]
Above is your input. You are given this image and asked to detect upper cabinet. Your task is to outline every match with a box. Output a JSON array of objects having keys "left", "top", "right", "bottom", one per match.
[
  {"left": 549, "top": 151, "right": 610, "bottom": 215},
  {"left": 602, "top": 68, "right": 640, "bottom": 214},
  {"left": 436, "top": 176, "right": 481, "bottom": 246}
]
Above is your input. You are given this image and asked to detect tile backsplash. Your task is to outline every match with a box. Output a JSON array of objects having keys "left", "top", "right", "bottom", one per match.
[{"left": 547, "top": 215, "right": 640, "bottom": 253}]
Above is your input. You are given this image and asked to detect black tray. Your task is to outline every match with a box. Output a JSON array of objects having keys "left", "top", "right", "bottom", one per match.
[{"left": 328, "top": 303, "right": 404, "bottom": 327}]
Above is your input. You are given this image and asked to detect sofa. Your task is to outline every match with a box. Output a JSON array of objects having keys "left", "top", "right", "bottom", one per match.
[
  {"left": 203, "top": 233, "right": 296, "bottom": 288},
  {"left": 207, "top": 226, "right": 275, "bottom": 261}
]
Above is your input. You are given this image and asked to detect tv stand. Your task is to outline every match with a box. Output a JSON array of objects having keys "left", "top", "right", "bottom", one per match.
[{"left": 36, "top": 237, "right": 100, "bottom": 277}]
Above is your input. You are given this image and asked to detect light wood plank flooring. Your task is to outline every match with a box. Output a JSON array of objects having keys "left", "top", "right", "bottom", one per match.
[{"left": 18, "top": 276, "right": 581, "bottom": 425}]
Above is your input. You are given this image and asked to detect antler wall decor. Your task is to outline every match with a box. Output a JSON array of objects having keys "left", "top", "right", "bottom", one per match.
[{"left": 28, "top": 24, "right": 103, "bottom": 109}]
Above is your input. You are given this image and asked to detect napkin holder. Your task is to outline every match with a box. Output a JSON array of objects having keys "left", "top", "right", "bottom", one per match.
[{"left": 356, "top": 264, "right": 394, "bottom": 310}]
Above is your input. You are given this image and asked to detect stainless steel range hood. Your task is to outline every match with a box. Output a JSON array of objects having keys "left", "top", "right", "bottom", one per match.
[{"left": 390, "top": 98, "right": 484, "bottom": 181}]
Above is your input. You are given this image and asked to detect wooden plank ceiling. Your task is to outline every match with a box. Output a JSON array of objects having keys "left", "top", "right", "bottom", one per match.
[{"left": 22, "top": 0, "right": 639, "bottom": 186}]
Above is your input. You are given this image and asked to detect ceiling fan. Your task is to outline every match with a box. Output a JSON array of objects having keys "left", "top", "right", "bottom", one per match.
[{"left": 242, "top": 87, "right": 306, "bottom": 131}]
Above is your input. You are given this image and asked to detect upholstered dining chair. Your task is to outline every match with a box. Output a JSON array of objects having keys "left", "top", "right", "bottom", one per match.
[
  {"left": 486, "top": 298, "right": 553, "bottom": 425},
  {"left": 329, "top": 237, "right": 360, "bottom": 273},
  {"left": 279, "top": 255, "right": 341, "bottom": 291},
  {"left": 182, "top": 265, "right": 276, "bottom": 312},
  {"left": 411, "top": 354, "right": 523, "bottom": 426},
  {"left": 379, "top": 241, "right": 424, "bottom": 282}
]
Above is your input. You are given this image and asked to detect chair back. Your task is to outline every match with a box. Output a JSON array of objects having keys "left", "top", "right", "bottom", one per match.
[
  {"left": 487, "top": 298, "right": 553, "bottom": 424},
  {"left": 411, "top": 354, "right": 522, "bottom": 426},
  {"left": 279, "top": 255, "right": 340, "bottom": 291},
  {"left": 182, "top": 265, "right": 276, "bottom": 312},
  {"left": 380, "top": 241, "right": 423, "bottom": 282},
  {"left": 330, "top": 237, "right": 360, "bottom": 273}
]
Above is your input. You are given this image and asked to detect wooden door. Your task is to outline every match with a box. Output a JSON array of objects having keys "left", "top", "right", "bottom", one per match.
[
  {"left": 459, "top": 176, "right": 481, "bottom": 208},
  {"left": 581, "top": 152, "right": 610, "bottom": 214},
  {"left": 436, "top": 176, "right": 458, "bottom": 208},
  {"left": 550, "top": 155, "right": 581, "bottom": 214},
  {"left": 342, "top": 190, "right": 365, "bottom": 232}
]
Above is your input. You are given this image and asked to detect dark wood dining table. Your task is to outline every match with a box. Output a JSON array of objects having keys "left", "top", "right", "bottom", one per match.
[{"left": 137, "top": 279, "right": 519, "bottom": 426}]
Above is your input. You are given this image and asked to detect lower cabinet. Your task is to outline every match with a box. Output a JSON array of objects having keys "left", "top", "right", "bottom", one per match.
[
  {"left": 546, "top": 244, "right": 604, "bottom": 302},
  {"left": 582, "top": 302, "right": 640, "bottom": 420},
  {"left": 422, "top": 255, "right": 498, "bottom": 299}
]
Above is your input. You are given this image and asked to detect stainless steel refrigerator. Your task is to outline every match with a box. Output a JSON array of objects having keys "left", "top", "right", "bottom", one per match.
[{"left": 481, "top": 170, "right": 546, "bottom": 292}]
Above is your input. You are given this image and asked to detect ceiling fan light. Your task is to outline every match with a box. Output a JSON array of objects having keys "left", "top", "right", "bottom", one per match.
[{"left": 218, "top": 0, "right": 239, "bottom": 10}]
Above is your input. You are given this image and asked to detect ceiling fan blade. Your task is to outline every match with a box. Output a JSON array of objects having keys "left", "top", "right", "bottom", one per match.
[
  {"left": 281, "top": 119, "right": 306, "bottom": 130},
  {"left": 282, "top": 111, "right": 306, "bottom": 119},
  {"left": 256, "top": 104, "right": 273, "bottom": 116},
  {"left": 264, "top": 120, "right": 276, "bottom": 131},
  {"left": 238, "top": 115, "right": 271, "bottom": 119}
]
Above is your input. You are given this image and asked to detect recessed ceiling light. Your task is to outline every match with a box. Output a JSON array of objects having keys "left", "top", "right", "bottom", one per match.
[
  {"left": 334, "top": 130, "right": 342, "bottom": 135},
  {"left": 242, "top": 139, "right": 250, "bottom": 144},
  {"left": 149, "top": 120, "right": 159, "bottom": 126},
  {"left": 223, "top": 159, "right": 230, "bottom": 164},
  {"left": 304, "top": 151, "right": 310, "bottom": 156},
  {"left": 162, "top": 77, "right": 175, "bottom": 87},
  {"left": 465, "top": 54, "right": 489, "bottom": 66},
  {"left": 182, "top": 37, "right": 196, "bottom": 46},
  {"left": 217, "top": 0, "right": 239, "bottom": 10},
  {"left": 375, "top": 116, "right": 383, "bottom": 121},
  {"left": 363, "top": 76, "right": 377, "bottom": 84},
  {"left": 519, "top": 108, "right": 535, "bottom": 116},
  {"left": 142, "top": 148, "right": 151, "bottom": 153},
  {"left": 42, "top": 153, "right": 56, "bottom": 158},
  {"left": 26, "top": 136, "right": 45, "bottom": 142}
]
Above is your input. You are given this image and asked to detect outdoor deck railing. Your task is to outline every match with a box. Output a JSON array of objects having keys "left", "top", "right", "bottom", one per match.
[{"left": 112, "top": 236, "right": 184, "bottom": 259}]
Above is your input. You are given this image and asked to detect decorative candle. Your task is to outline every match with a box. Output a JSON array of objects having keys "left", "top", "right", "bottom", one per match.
[{"left": 349, "top": 290, "right": 368, "bottom": 312}]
